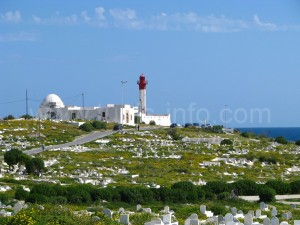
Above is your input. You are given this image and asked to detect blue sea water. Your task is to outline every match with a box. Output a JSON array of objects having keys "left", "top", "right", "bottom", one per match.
[{"left": 237, "top": 127, "right": 300, "bottom": 142}]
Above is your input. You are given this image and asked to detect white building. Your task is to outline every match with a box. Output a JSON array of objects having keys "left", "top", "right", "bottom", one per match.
[{"left": 37, "top": 94, "right": 136, "bottom": 126}]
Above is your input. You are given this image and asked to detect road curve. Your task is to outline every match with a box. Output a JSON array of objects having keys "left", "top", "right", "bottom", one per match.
[{"left": 25, "top": 130, "right": 117, "bottom": 155}]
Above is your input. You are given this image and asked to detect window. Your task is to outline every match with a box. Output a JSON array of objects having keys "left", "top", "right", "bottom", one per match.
[
  {"left": 102, "top": 112, "right": 105, "bottom": 118},
  {"left": 72, "top": 113, "right": 76, "bottom": 120}
]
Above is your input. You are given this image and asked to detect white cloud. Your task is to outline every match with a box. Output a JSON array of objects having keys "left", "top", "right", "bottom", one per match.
[
  {"left": 1, "top": 10, "right": 22, "bottom": 23},
  {"left": 150, "top": 12, "right": 248, "bottom": 32},
  {"left": 81, "top": 11, "right": 91, "bottom": 22},
  {"left": 0, "top": 32, "right": 37, "bottom": 42},
  {"left": 109, "top": 8, "right": 144, "bottom": 29},
  {"left": 95, "top": 7, "right": 106, "bottom": 20},
  {"left": 253, "top": 14, "right": 277, "bottom": 31},
  {"left": 31, "top": 12, "right": 77, "bottom": 25}
]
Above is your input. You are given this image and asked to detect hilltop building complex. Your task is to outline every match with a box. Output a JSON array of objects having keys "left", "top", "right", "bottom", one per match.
[{"left": 37, "top": 74, "right": 171, "bottom": 126}]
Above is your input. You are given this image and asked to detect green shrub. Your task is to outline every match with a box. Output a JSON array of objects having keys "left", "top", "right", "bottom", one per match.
[
  {"left": 290, "top": 180, "right": 300, "bottom": 194},
  {"left": 92, "top": 121, "right": 107, "bottom": 130},
  {"left": 220, "top": 139, "right": 233, "bottom": 145},
  {"left": 15, "top": 186, "right": 29, "bottom": 200},
  {"left": 295, "top": 140, "right": 300, "bottom": 146},
  {"left": 258, "top": 186, "right": 276, "bottom": 202},
  {"left": 275, "top": 136, "right": 288, "bottom": 144},
  {"left": 79, "top": 123, "right": 94, "bottom": 132},
  {"left": 149, "top": 120, "right": 156, "bottom": 125},
  {"left": 210, "top": 205, "right": 228, "bottom": 215},
  {"left": 265, "top": 180, "right": 290, "bottom": 194},
  {"left": 217, "top": 192, "right": 231, "bottom": 200}
]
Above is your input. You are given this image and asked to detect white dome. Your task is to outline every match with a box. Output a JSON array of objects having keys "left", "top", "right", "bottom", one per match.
[{"left": 41, "top": 94, "right": 64, "bottom": 108}]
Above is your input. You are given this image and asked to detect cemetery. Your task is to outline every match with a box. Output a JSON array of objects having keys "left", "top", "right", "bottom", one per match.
[{"left": 1, "top": 120, "right": 300, "bottom": 224}]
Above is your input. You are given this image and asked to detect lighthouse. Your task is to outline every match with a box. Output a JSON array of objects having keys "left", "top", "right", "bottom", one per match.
[{"left": 137, "top": 74, "right": 147, "bottom": 114}]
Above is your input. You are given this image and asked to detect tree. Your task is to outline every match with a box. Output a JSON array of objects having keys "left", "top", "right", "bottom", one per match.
[
  {"left": 92, "top": 121, "right": 107, "bottom": 130},
  {"left": 3, "top": 114, "right": 15, "bottom": 120},
  {"left": 149, "top": 120, "right": 156, "bottom": 125},
  {"left": 259, "top": 186, "right": 276, "bottom": 202},
  {"left": 4, "top": 149, "right": 23, "bottom": 170},
  {"left": 20, "top": 114, "right": 33, "bottom": 120},
  {"left": 220, "top": 139, "right": 233, "bottom": 145},
  {"left": 275, "top": 136, "right": 288, "bottom": 144},
  {"left": 265, "top": 180, "right": 290, "bottom": 194},
  {"left": 295, "top": 140, "right": 300, "bottom": 146},
  {"left": 15, "top": 186, "right": 29, "bottom": 200},
  {"left": 79, "top": 123, "right": 94, "bottom": 132},
  {"left": 32, "top": 158, "right": 46, "bottom": 175}
]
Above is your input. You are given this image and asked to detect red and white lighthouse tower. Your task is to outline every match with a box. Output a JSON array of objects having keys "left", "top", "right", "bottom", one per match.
[{"left": 137, "top": 74, "right": 148, "bottom": 114}]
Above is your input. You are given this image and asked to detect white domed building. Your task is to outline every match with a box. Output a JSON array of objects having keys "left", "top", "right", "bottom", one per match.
[{"left": 37, "top": 93, "right": 137, "bottom": 125}]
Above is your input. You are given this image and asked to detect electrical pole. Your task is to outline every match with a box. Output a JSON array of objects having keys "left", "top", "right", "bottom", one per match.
[
  {"left": 224, "top": 104, "right": 228, "bottom": 133},
  {"left": 121, "top": 81, "right": 127, "bottom": 126},
  {"left": 26, "top": 89, "right": 28, "bottom": 118},
  {"left": 82, "top": 93, "right": 85, "bottom": 120}
]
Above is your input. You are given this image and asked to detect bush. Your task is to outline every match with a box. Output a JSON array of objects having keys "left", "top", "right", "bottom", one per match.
[
  {"left": 265, "top": 180, "right": 290, "bottom": 194},
  {"left": 15, "top": 186, "right": 29, "bottom": 200},
  {"left": 220, "top": 139, "right": 233, "bottom": 145},
  {"left": 92, "top": 121, "right": 107, "bottom": 130},
  {"left": 295, "top": 140, "right": 300, "bottom": 146},
  {"left": 79, "top": 123, "right": 94, "bottom": 132},
  {"left": 231, "top": 179, "right": 259, "bottom": 195},
  {"left": 290, "top": 180, "right": 300, "bottom": 194},
  {"left": 217, "top": 192, "right": 231, "bottom": 200},
  {"left": 3, "top": 114, "right": 15, "bottom": 120},
  {"left": 149, "top": 120, "right": 156, "bottom": 125},
  {"left": 210, "top": 205, "right": 228, "bottom": 215},
  {"left": 275, "top": 136, "right": 288, "bottom": 144},
  {"left": 204, "top": 181, "right": 230, "bottom": 194},
  {"left": 259, "top": 186, "right": 276, "bottom": 202}
]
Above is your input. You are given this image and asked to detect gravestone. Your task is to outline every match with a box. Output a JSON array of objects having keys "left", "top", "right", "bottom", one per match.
[
  {"left": 238, "top": 210, "right": 244, "bottom": 215},
  {"left": 272, "top": 208, "right": 278, "bottom": 217},
  {"left": 248, "top": 210, "right": 254, "bottom": 217},
  {"left": 218, "top": 215, "right": 225, "bottom": 223},
  {"left": 294, "top": 220, "right": 300, "bottom": 225},
  {"left": 290, "top": 204, "right": 297, "bottom": 209},
  {"left": 119, "top": 208, "right": 125, "bottom": 214},
  {"left": 0, "top": 209, "right": 6, "bottom": 216},
  {"left": 37, "top": 205, "right": 44, "bottom": 210},
  {"left": 271, "top": 217, "right": 279, "bottom": 225},
  {"left": 256, "top": 209, "right": 262, "bottom": 218},
  {"left": 200, "top": 205, "right": 207, "bottom": 214},
  {"left": 137, "top": 204, "right": 142, "bottom": 211},
  {"left": 287, "top": 211, "right": 292, "bottom": 220},
  {"left": 263, "top": 217, "right": 271, "bottom": 225},
  {"left": 225, "top": 213, "right": 234, "bottom": 224},
  {"left": 244, "top": 213, "right": 253, "bottom": 225},
  {"left": 163, "top": 214, "right": 172, "bottom": 224},
  {"left": 92, "top": 216, "right": 100, "bottom": 222},
  {"left": 13, "top": 202, "right": 23, "bottom": 214},
  {"left": 144, "top": 208, "right": 152, "bottom": 214},
  {"left": 260, "top": 202, "right": 268, "bottom": 211},
  {"left": 164, "top": 206, "right": 170, "bottom": 214},
  {"left": 188, "top": 213, "right": 199, "bottom": 225},
  {"left": 120, "top": 214, "right": 129, "bottom": 225},
  {"left": 231, "top": 207, "right": 237, "bottom": 216},
  {"left": 103, "top": 208, "right": 112, "bottom": 219},
  {"left": 280, "top": 222, "right": 288, "bottom": 225}
]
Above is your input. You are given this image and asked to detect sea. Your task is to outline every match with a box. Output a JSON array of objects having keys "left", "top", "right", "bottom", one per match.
[{"left": 236, "top": 127, "right": 300, "bottom": 142}]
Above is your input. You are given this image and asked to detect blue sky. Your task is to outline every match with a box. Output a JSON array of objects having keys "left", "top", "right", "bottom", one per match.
[{"left": 1, "top": 0, "right": 300, "bottom": 127}]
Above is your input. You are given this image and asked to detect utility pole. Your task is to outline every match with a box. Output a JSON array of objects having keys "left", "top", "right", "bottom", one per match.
[
  {"left": 121, "top": 81, "right": 127, "bottom": 126},
  {"left": 26, "top": 89, "right": 28, "bottom": 118},
  {"left": 82, "top": 93, "right": 85, "bottom": 120},
  {"left": 224, "top": 104, "right": 228, "bottom": 133}
]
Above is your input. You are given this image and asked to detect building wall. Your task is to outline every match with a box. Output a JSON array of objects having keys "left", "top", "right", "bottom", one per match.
[
  {"left": 141, "top": 114, "right": 171, "bottom": 126},
  {"left": 38, "top": 104, "right": 135, "bottom": 126}
]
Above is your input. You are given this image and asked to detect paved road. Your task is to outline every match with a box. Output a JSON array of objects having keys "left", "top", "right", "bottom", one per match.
[
  {"left": 25, "top": 130, "right": 117, "bottom": 155},
  {"left": 240, "top": 195, "right": 300, "bottom": 202}
]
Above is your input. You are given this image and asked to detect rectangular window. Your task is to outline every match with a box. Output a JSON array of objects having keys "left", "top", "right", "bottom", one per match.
[{"left": 102, "top": 112, "right": 105, "bottom": 118}]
